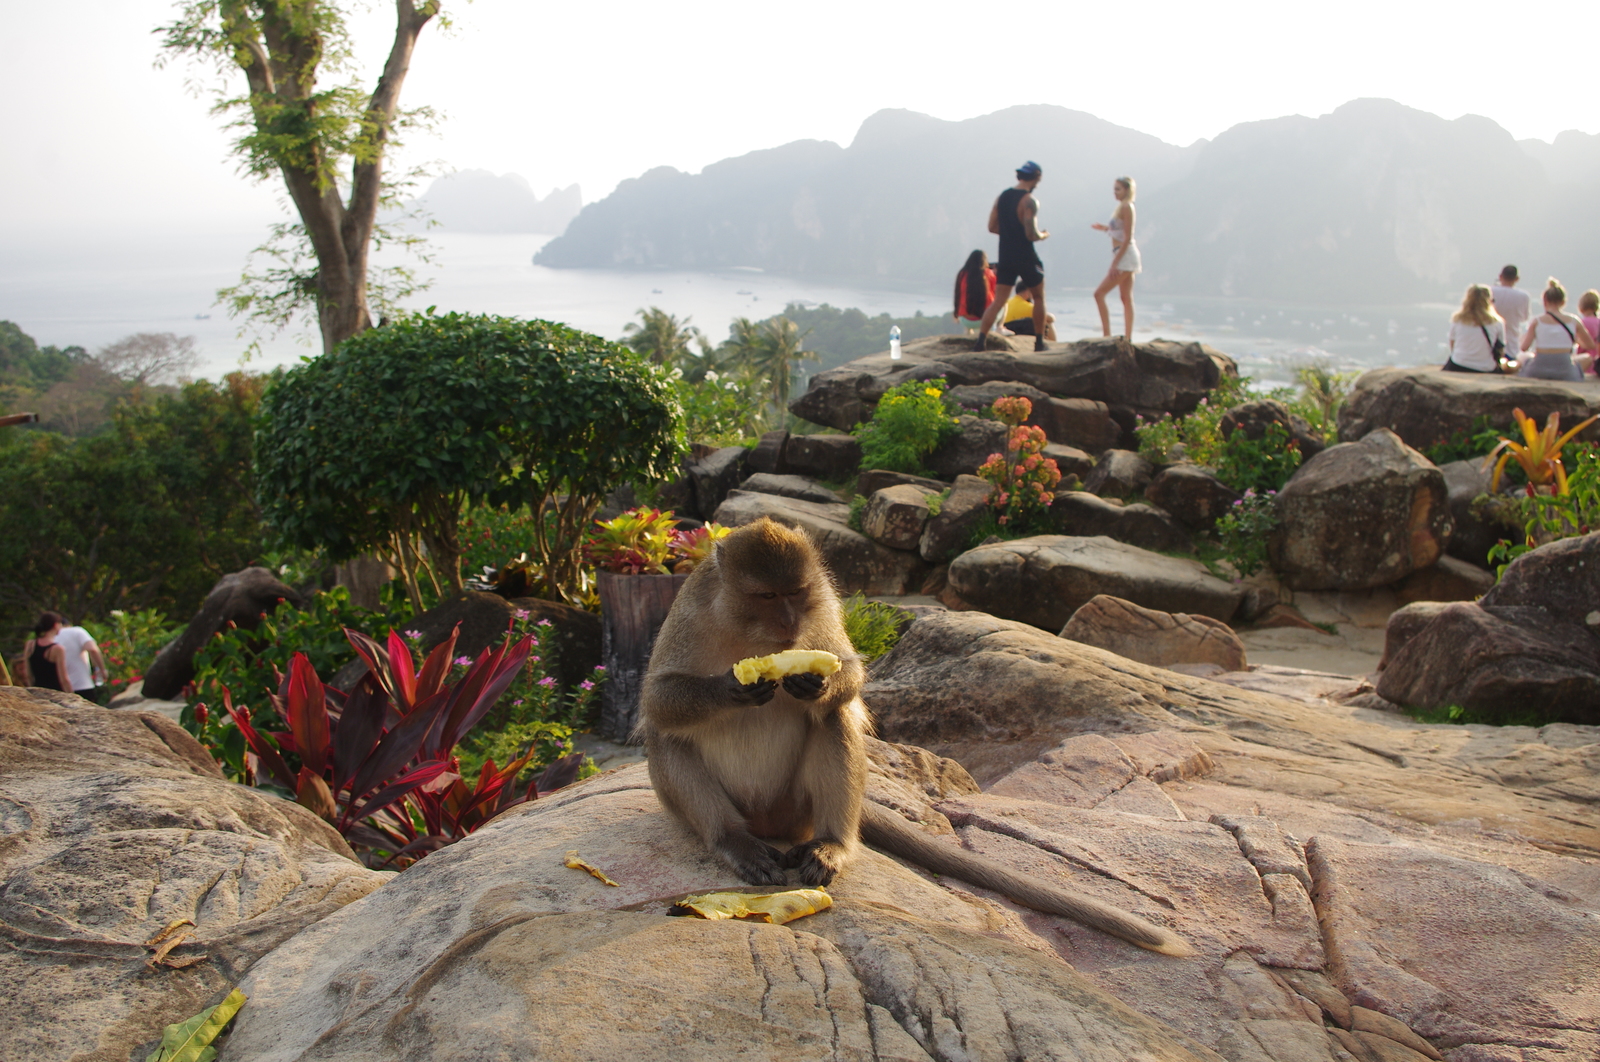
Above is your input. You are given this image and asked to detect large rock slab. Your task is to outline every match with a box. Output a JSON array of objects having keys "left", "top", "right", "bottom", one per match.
[
  {"left": 861, "top": 483, "right": 935, "bottom": 550},
  {"left": 1048, "top": 491, "right": 1195, "bottom": 554},
  {"left": 946, "top": 381, "right": 1124, "bottom": 453},
  {"left": 224, "top": 752, "right": 1228, "bottom": 1062},
  {"left": 1219, "top": 398, "right": 1328, "bottom": 459},
  {"left": 1437, "top": 458, "right": 1501, "bottom": 567},
  {"left": 1337, "top": 366, "right": 1600, "bottom": 452},
  {"left": 737, "top": 471, "right": 841, "bottom": 504},
  {"left": 790, "top": 334, "right": 1238, "bottom": 431},
  {"left": 783, "top": 433, "right": 862, "bottom": 480},
  {"left": 946, "top": 535, "right": 1241, "bottom": 631},
  {"left": 1082, "top": 448, "right": 1155, "bottom": 499},
  {"left": 141, "top": 567, "right": 304, "bottom": 699},
  {"left": 1062, "top": 594, "right": 1248, "bottom": 671},
  {"left": 926, "top": 414, "right": 1008, "bottom": 479},
  {"left": 1270, "top": 429, "right": 1453, "bottom": 590},
  {"left": 1145, "top": 464, "right": 1242, "bottom": 530},
  {"left": 919, "top": 473, "right": 993, "bottom": 562},
  {"left": 0, "top": 687, "right": 387, "bottom": 1062},
  {"left": 714, "top": 490, "right": 928, "bottom": 594},
  {"left": 685, "top": 444, "right": 749, "bottom": 518}
]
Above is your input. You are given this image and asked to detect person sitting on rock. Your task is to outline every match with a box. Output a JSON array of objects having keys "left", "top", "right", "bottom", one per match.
[
  {"left": 953, "top": 250, "right": 996, "bottom": 325},
  {"left": 1443, "top": 283, "right": 1509, "bottom": 374},
  {"left": 997, "top": 289, "right": 1057, "bottom": 341},
  {"left": 1518, "top": 277, "right": 1598, "bottom": 381},
  {"left": 1578, "top": 289, "right": 1599, "bottom": 376}
]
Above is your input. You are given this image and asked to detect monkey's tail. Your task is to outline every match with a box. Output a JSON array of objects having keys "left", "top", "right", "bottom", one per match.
[{"left": 859, "top": 801, "right": 1195, "bottom": 957}]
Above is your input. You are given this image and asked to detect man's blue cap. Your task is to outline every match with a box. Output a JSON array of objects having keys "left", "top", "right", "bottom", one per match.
[{"left": 1017, "top": 160, "right": 1042, "bottom": 178}]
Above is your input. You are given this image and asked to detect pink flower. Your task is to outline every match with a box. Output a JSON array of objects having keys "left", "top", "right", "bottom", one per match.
[
  {"left": 537, "top": 619, "right": 552, "bottom": 627},
  {"left": 513, "top": 608, "right": 529, "bottom": 621},
  {"left": 404, "top": 629, "right": 423, "bottom": 641},
  {"left": 579, "top": 680, "right": 595, "bottom": 691},
  {"left": 539, "top": 677, "right": 556, "bottom": 687},
  {"left": 454, "top": 655, "right": 473, "bottom": 666}
]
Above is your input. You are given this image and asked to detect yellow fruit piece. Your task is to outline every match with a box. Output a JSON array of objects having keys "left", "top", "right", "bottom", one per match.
[
  {"left": 674, "top": 888, "right": 832, "bottom": 925},
  {"left": 563, "top": 850, "right": 620, "bottom": 886},
  {"left": 733, "top": 649, "right": 842, "bottom": 685}
]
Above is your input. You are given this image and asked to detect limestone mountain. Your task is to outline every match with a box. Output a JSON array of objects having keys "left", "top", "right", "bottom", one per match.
[{"left": 411, "top": 170, "right": 582, "bottom": 234}]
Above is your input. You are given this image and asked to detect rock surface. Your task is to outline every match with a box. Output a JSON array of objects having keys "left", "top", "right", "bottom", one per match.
[
  {"left": 1062, "top": 594, "right": 1248, "bottom": 671},
  {"left": 1337, "top": 366, "right": 1600, "bottom": 453},
  {"left": 1082, "top": 448, "right": 1154, "bottom": 499},
  {"left": 1392, "top": 555, "right": 1494, "bottom": 604},
  {"left": 1270, "top": 429, "right": 1453, "bottom": 590},
  {"left": 1437, "top": 458, "right": 1500, "bottom": 566},
  {"left": 946, "top": 535, "right": 1242, "bottom": 630},
  {"left": 783, "top": 433, "right": 863, "bottom": 480},
  {"left": 946, "top": 382, "right": 1124, "bottom": 453},
  {"left": 0, "top": 686, "right": 386, "bottom": 1062},
  {"left": 141, "top": 567, "right": 304, "bottom": 699},
  {"left": 738, "top": 472, "right": 842, "bottom": 504},
  {"left": 1219, "top": 398, "right": 1328, "bottom": 459},
  {"left": 714, "top": 490, "right": 929, "bottom": 595},
  {"left": 861, "top": 484, "right": 935, "bottom": 551},
  {"left": 926, "top": 415, "right": 1008, "bottom": 479},
  {"left": 1048, "top": 491, "right": 1195, "bottom": 554},
  {"left": 918, "top": 474, "right": 993, "bottom": 562},
  {"left": 1145, "top": 464, "right": 1242, "bottom": 530}
]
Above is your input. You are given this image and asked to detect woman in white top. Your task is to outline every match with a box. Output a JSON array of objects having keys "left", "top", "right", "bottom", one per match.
[
  {"left": 1519, "top": 277, "right": 1598, "bottom": 381},
  {"left": 1091, "top": 176, "right": 1140, "bottom": 339},
  {"left": 1443, "top": 284, "right": 1507, "bottom": 373}
]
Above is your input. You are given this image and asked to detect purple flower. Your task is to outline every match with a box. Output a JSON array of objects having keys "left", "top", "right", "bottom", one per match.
[
  {"left": 537, "top": 619, "right": 552, "bottom": 627},
  {"left": 512, "top": 698, "right": 525, "bottom": 707},
  {"left": 539, "top": 677, "right": 556, "bottom": 687},
  {"left": 594, "top": 665, "right": 606, "bottom": 672},
  {"left": 454, "top": 655, "right": 473, "bottom": 666},
  {"left": 513, "top": 608, "right": 529, "bottom": 620},
  {"left": 579, "top": 680, "right": 595, "bottom": 691},
  {"left": 404, "top": 629, "right": 423, "bottom": 641}
]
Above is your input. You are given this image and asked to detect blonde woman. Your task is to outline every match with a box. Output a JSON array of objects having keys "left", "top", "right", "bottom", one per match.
[
  {"left": 1519, "top": 278, "right": 1598, "bottom": 381},
  {"left": 1443, "top": 284, "right": 1508, "bottom": 373},
  {"left": 1091, "top": 176, "right": 1140, "bottom": 338}
]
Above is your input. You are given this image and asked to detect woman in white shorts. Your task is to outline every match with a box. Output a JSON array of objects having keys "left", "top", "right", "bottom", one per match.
[{"left": 1092, "top": 176, "right": 1140, "bottom": 338}]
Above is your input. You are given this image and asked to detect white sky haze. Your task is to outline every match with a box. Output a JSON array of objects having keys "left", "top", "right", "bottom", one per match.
[{"left": 2, "top": 0, "right": 1596, "bottom": 233}]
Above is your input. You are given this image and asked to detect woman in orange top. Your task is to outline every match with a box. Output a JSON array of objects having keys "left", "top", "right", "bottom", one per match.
[{"left": 953, "top": 250, "right": 996, "bottom": 323}]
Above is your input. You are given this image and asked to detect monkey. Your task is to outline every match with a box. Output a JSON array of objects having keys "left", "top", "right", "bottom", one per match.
[{"left": 636, "top": 517, "right": 1192, "bottom": 956}]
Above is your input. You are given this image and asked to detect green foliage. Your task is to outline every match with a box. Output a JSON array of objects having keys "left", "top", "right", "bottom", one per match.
[
  {"left": 585, "top": 508, "right": 677, "bottom": 574},
  {"left": 848, "top": 494, "right": 868, "bottom": 532},
  {"left": 1483, "top": 444, "right": 1600, "bottom": 576},
  {"left": 1214, "top": 489, "right": 1279, "bottom": 577},
  {"left": 1403, "top": 699, "right": 1550, "bottom": 727},
  {"left": 1213, "top": 422, "right": 1303, "bottom": 493},
  {"left": 81, "top": 609, "right": 182, "bottom": 699},
  {"left": 1292, "top": 362, "right": 1357, "bottom": 444},
  {"left": 0, "top": 371, "right": 267, "bottom": 647},
  {"left": 770, "top": 304, "right": 960, "bottom": 372},
  {"left": 143, "top": 987, "right": 246, "bottom": 1062},
  {"left": 673, "top": 373, "right": 754, "bottom": 445},
  {"left": 853, "top": 378, "right": 958, "bottom": 475},
  {"left": 1134, "top": 373, "right": 1250, "bottom": 466},
  {"left": 623, "top": 307, "right": 704, "bottom": 367},
  {"left": 841, "top": 594, "right": 904, "bottom": 663},
  {"left": 1422, "top": 415, "right": 1501, "bottom": 466},
  {"left": 254, "top": 311, "right": 686, "bottom": 608}
]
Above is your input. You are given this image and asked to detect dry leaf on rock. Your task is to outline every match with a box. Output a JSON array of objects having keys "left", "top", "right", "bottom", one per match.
[
  {"left": 563, "top": 850, "right": 620, "bottom": 886},
  {"left": 672, "top": 888, "right": 832, "bottom": 925}
]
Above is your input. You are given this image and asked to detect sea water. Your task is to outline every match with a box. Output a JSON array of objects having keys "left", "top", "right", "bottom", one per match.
[{"left": 0, "top": 227, "right": 1456, "bottom": 387}]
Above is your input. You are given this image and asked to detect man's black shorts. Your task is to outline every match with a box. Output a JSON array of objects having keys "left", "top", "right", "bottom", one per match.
[{"left": 994, "top": 259, "right": 1044, "bottom": 291}]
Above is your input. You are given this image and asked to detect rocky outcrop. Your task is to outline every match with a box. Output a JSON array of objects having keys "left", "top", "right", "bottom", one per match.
[
  {"left": 1377, "top": 533, "right": 1600, "bottom": 720},
  {"left": 1145, "top": 464, "right": 1242, "bottom": 530},
  {"left": 141, "top": 567, "right": 304, "bottom": 699},
  {"left": 946, "top": 535, "right": 1241, "bottom": 630},
  {"left": 1043, "top": 442, "right": 1095, "bottom": 480},
  {"left": 685, "top": 444, "right": 749, "bottom": 517},
  {"left": 946, "top": 381, "right": 1124, "bottom": 453},
  {"left": 1048, "top": 491, "right": 1195, "bottom": 554},
  {"left": 1270, "top": 429, "right": 1453, "bottom": 590},
  {"left": 737, "top": 472, "right": 841, "bottom": 504},
  {"left": 1392, "top": 555, "right": 1494, "bottom": 604},
  {"left": 0, "top": 687, "right": 386, "bottom": 1062},
  {"left": 1337, "top": 365, "right": 1600, "bottom": 452},
  {"left": 926, "top": 415, "right": 1008, "bottom": 479},
  {"left": 782, "top": 434, "right": 862, "bottom": 480},
  {"left": 1219, "top": 398, "right": 1327, "bottom": 459},
  {"left": 714, "top": 490, "right": 928, "bottom": 594},
  {"left": 860, "top": 484, "right": 934, "bottom": 551},
  {"left": 745, "top": 429, "right": 790, "bottom": 475},
  {"left": 790, "top": 334, "right": 1237, "bottom": 431},
  {"left": 1437, "top": 457, "right": 1501, "bottom": 566},
  {"left": 919, "top": 474, "right": 992, "bottom": 562},
  {"left": 1061, "top": 594, "right": 1248, "bottom": 671},
  {"left": 856, "top": 469, "right": 946, "bottom": 496},
  {"left": 1083, "top": 448, "right": 1155, "bottom": 499}
]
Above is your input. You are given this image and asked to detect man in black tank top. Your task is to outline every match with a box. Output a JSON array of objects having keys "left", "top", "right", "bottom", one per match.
[{"left": 975, "top": 161, "right": 1051, "bottom": 351}]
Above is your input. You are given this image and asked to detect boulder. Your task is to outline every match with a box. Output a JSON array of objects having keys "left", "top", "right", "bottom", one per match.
[
  {"left": 713, "top": 490, "right": 928, "bottom": 595},
  {"left": 919, "top": 474, "right": 993, "bottom": 562},
  {"left": 331, "top": 591, "right": 600, "bottom": 693},
  {"left": 685, "top": 445, "right": 748, "bottom": 518},
  {"left": 1436, "top": 458, "right": 1501, "bottom": 567},
  {"left": 1378, "top": 601, "right": 1452, "bottom": 670},
  {"left": 789, "top": 334, "right": 1238, "bottom": 431},
  {"left": 1145, "top": 465, "right": 1242, "bottom": 530},
  {"left": 736, "top": 472, "right": 840, "bottom": 505},
  {"left": 946, "top": 535, "right": 1242, "bottom": 631},
  {"left": 1235, "top": 569, "right": 1291, "bottom": 623},
  {"left": 1337, "top": 366, "right": 1600, "bottom": 452},
  {"left": 1083, "top": 448, "right": 1155, "bottom": 499},
  {"left": 0, "top": 686, "right": 386, "bottom": 1062},
  {"left": 926, "top": 415, "right": 1008, "bottom": 479},
  {"left": 1393, "top": 555, "right": 1494, "bottom": 604},
  {"left": 946, "top": 381, "right": 1124, "bottom": 453},
  {"left": 1270, "top": 429, "right": 1453, "bottom": 591},
  {"left": 1048, "top": 491, "right": 1195, "bottom": 554},
  {"left": 1376, "top": 534, "right": 1600, "bottom": 720},
  {"left": 1219, "top": 398, "right": 1328, "bottom": 459},
  {"left": 782, "top": 433, "right": 862, "bottom": 480},
  {"left": 1061, "top": 594, "right": 1248, "bottom": 671},
  {"left": 1041, "top": 442, "right": 1094, "bottom": 480},
  {"left": 856, "top": 468, "right": 946, "bottom": 496},
  {"left": 142, "top": 567, "right": 305, "bottom": 699},
  {"left": 860, "top": 484, "right": 934, "bottom": 551},
  {"left": 745, "top": 429, "right": 789, "bottom": 475}
]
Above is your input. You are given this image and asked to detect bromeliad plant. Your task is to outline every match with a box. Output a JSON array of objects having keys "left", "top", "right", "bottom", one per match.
[
  {"left": 585, "top": 507, "right": 678, "bottom": 574},
  {"left": 222, "top": 623, "right": 582, "bottom": 867},
  {"left": 1484, "top": 407, "right": 1600, "bottom": 493}
]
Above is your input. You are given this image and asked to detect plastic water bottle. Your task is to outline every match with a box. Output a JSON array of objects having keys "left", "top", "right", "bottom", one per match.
[{"left": 889, "top": 325, "right": 902, "bottom": 360}]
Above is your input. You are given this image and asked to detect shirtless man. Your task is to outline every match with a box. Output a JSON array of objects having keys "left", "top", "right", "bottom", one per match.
[{"left": 975, "top": 161, "right": 1050, "bottom": 352}]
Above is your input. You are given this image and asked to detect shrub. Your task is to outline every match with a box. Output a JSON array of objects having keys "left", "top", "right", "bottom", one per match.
[
  {"left": 1133, "top": 374, "right": 1251, "bottom": 467},
  {"left": 1213, "top": 422, "right": 1303, "bottom": 494},
  {"left": 81, "top": 608, "right": 182, "bottom": 699},
  {"left": 1484, "top": 443, "right": 1600, "bottom": 575},
  {"left": 674, "top": 372, "right": 753, "bottom": 446},
  {"left": 976, "top": 399, "right": 1061, "bottom": 530},
  {"left": 255, "top": 311, "right": 687, "bottom": 610},
  {"left": 1214, "top": 489, "right": 1279, "bottom": 577},
  {"left": 1292, "top": 363, "right": 1358, "bottom": 444},
  {"left": 1422, "top": 415, "right": 1500, "bottom": 466},
  {"left": 841, "top": 594, "right": 904, "bottom": 662},
  {"left": 852, "top": 378, "right": 958, "bottom": 474}
]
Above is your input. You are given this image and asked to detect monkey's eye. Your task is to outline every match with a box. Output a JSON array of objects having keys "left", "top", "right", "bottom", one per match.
[{"left": 758, "top": 591, "right": 778, "bottom": 600}]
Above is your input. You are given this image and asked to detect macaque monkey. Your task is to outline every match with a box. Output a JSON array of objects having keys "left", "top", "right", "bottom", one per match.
[{"left": 638, "top": 518, "right": 1191, "bottom": 956}]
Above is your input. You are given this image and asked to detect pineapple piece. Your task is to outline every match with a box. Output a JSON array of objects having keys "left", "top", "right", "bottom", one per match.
[{"left": 732, "top": 649, "right": 842, "bottom": 685}]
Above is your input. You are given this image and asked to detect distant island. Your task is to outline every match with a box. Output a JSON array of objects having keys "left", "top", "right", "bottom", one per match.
[
  {"left": 406, "top": 170, "right": 582, "bottom": 234},
  {"left": 535, "top": 101, "right": 1600, "bottom": 305}
]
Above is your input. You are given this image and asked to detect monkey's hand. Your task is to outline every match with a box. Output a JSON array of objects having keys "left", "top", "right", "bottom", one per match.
[
  {"left": 781, "top": 671, "right": 826, "bottom": 700},
  {"left": 780, "top": 838, "right": 849, "bottom": 887},
  {"left": 724, "top": 670, "right": 778, "bottom": 706}
]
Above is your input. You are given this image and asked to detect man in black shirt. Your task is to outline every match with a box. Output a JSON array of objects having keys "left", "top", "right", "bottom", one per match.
[{"left": 975, "top": 161, "right": 1050, "bottom": 351}]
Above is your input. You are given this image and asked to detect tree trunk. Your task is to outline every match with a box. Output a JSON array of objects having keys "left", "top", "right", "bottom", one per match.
[{"left": 595, "top": 572, "right": 690, "bottom": 743}]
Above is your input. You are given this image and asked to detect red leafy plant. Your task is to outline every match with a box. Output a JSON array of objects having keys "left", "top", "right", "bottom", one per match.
[{"left": 223, "top": 623, "right": 582, "bottom": 867}]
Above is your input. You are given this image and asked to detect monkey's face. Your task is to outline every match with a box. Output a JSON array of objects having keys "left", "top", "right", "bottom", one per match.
[{"left": 729, "top": 581, "right": 813, "bottom": 651}]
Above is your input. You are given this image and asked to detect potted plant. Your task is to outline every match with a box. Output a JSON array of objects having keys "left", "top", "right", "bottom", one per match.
[{"left": 586, "top": 509, "right": 731, "bottom": 741}]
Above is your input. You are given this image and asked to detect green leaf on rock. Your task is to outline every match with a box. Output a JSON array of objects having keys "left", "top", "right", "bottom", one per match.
[{"left": 144, "top": 988, "right": 246, "bottom": 1062}]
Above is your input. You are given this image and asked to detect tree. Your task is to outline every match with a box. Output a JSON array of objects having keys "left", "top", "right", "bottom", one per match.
[
  {"left": 622, "top": 307, "right": 704, "bottom": 369},
  {"left": 254, "top": 312, "right": 686, "bottom": 609},
  {"left": 95, "top": 333, "right": 202, "bottom": 386},
  {"left": 159, "top": 2, "right": 442, "bottom": 355},
  {"left": 716, "top": 315, "right": 816, "bottom": 424}
]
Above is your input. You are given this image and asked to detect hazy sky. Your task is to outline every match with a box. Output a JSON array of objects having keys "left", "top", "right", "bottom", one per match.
[{"left": 4, "top": 0, "right": 1598, "bottom": 233}]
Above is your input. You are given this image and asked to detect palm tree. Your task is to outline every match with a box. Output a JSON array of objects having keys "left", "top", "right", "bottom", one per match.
[
  {"left": 622, "top": 307, "right": 702, "bottom": 369},
  {"left": 717, "top": 316, "right": 816, "bottom": 414}
]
